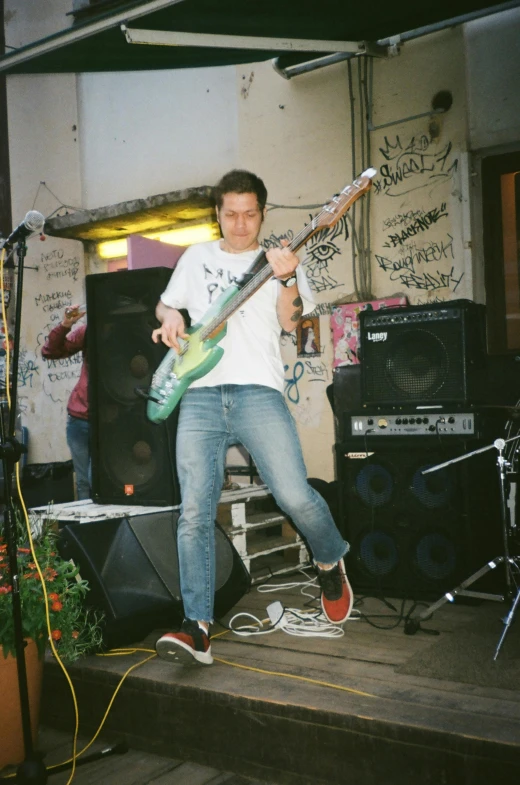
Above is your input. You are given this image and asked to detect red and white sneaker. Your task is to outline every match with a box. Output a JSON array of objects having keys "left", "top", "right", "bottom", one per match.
[
  {"left": 156, "top": 619, "right": 213, "bottom": 665},
  {"left": 317, "top": 558, "right": 354, "bottom": 624}
]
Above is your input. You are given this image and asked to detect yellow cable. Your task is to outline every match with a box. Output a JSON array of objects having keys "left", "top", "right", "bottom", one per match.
[
  {"left": 45, "top": 651, "right": 157, "bottom": 772},
  {"left": 214, "top": 657, "right": 377, "bottom": 698},
  {"left": 1, "top": 250, "right": 80, "bottom": 784},
  {"left": 213, "top": 622, "right": 377, "bottom": 697}
]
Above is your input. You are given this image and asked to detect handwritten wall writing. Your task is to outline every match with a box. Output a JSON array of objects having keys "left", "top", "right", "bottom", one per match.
[
  {"left": 34, "top": 289, "right": 74, "bottom": 315},
  {"left": 373, "top": 135, "right": 458, "bottom": 197},
  {"left": 306, "top": 302, "right": 338, "bottom": 318},
  {"left": 375, "top": 231, "right": 463, "bottom": 292},
  {"left": 32, "top": 253, "right": 84, "bottom": 407},
  {"left": 414, "top": 295, "right": 448, "bottom": 305},
  {"left": 303, "top": 359, "right": 329, "bottom": 383},
  {"left": 41, "top": 249, "right": 81, "bottom": 282},
  {"left": 383, "top": 203, "right": 448, "bottom": 247},
  {"left": 17, "top": 349, "right": 39, "bottom": 389}
]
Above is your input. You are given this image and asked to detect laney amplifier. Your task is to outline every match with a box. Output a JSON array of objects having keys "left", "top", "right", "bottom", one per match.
[{"left": 359, "top": 300, "right": 487, "bottom": 406}]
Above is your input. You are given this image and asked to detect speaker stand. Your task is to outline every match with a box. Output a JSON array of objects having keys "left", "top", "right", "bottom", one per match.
[{"left": 404, "top": 435, "right": 520, "bottom": 660}]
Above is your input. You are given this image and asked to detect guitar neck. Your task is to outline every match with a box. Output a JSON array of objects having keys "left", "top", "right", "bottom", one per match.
[
  {"left": 200, "top": 225, "right": 314, "bottom": 341},
  {"left": 200, "top": 171, "right": 375, "bottom": 341}
]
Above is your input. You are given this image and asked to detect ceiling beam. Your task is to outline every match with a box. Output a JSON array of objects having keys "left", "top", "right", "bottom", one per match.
[{"left": 121, "top": 25, "right": 366, "bottom": 54}]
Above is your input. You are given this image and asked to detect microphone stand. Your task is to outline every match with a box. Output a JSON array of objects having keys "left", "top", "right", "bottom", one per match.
[
  {"left": 1, "top": 235, "right": 47, "bottom": 783},
  {"left": 0, "top": 237, "right": 126, "bottom": 783}
]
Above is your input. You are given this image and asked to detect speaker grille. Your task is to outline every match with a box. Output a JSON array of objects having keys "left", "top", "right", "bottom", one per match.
[
  {"left": 87, "top": 268, "right": 181, "bottom": 506},
  {"left": 360, "top": 300, "right": 486, "bottom": 405},
  {"left": 337, "top": 439, "right": 502, "bottom": 598}
]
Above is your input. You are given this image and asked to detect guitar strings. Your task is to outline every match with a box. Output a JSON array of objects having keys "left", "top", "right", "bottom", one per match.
[{"left": 180, "top": 179, "right": 366, "bottom": 346}]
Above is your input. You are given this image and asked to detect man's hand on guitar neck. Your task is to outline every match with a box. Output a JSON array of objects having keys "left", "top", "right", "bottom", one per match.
[
  {"left": 152, "top": 303, "right": 189, "bottom": 352},
  {"left": 266, "top": 240, "right": 300, "bottom": 282}
]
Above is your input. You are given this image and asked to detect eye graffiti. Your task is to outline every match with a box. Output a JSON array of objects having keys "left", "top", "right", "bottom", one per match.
[
  {"left": 302, "top": 215, "right": 348, "bottom": 293},
  {"left": 305, "top": 215, "right": 349, "bottom": 268}
]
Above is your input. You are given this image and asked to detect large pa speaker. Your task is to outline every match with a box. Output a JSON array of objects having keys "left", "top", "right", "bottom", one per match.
[
  {"left": 86, "top": 267, "right": 180, "bottom": 505},
  {"left": 336, "top": 439, "right": 502, "bottom": 598},
  {"left": 58, "top": 511, "right": 251, "bottom": 649},
  {"left": 359, "top": 299, "right": 487, "bottom": 406}
]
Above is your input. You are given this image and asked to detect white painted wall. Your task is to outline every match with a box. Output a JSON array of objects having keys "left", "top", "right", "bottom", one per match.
[{"left": 77, "top": 67, "right": 239, "bottom": 207}]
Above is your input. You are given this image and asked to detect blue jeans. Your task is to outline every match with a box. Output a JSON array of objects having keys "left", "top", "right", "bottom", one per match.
[
  {"left": 175, "top": 385, "right": 348, "bottom": 622},
  {"left": 66, "top": 415, "right": 91, "bottom": 500}
]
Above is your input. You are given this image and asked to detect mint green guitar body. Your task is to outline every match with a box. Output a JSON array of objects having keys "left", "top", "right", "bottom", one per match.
[{"left": 147, "top": 285, "right": 239, "bottom": 423}]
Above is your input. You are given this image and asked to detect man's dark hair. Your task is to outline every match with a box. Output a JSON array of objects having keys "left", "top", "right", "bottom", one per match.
[{"left": 213, "top": 169, "right": 268, "bottom": 212}]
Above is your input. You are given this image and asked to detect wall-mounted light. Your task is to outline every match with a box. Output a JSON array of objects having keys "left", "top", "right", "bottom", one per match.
[{"left": 97, "top": 222, "right": 220, "bottom": 259}]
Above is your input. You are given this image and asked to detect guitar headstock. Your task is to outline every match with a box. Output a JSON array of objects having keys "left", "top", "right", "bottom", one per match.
[{"left": 314, "top": 167, "right": 377, "bottom": 231}]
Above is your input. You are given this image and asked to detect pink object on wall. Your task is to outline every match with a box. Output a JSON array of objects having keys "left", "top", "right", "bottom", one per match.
[
  {"left": 330, "top": 297, "right": 408, "bottom": 367},
  {"left": 127, "top": 235, "right": 186, "bottom": 270}
]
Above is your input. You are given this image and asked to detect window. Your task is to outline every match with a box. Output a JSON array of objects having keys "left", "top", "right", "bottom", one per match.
[{"left": 482, "top": 151, "right": 520, "bottom": 353}]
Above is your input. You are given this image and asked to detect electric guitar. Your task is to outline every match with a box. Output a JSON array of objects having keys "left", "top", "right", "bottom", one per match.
[{"left": 147, "top": 167, "right": 377, "bottom": 423}]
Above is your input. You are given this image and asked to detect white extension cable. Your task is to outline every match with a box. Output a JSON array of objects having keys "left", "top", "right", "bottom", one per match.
[{"left": 228, "top": 600, "right": 357, "bottom": 639}]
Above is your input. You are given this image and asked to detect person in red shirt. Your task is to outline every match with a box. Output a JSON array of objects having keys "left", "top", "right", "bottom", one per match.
[{"left": 41, "top": 305, "right": 90, "bottom": 500}]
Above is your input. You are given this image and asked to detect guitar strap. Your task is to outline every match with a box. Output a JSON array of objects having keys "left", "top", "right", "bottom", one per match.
[{"left": 236, "top": 248, "right": 269, "bottom": 289}]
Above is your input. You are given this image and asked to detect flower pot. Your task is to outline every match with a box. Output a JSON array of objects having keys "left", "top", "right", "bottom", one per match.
[{"left": 0, "top": 639, "right": 44, "bottom": 769}]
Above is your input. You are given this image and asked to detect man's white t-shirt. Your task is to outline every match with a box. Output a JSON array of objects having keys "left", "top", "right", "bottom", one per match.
[{"left": 160, "top": 240, "right": 315, "bottom": 393}]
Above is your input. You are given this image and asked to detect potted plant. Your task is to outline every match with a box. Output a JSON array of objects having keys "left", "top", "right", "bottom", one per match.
[{"left": 0, "top": 515, "right": 104, "bottom": 769}]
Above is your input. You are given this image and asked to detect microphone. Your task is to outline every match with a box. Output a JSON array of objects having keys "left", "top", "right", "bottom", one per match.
[{"left": 1, "top": 211, "right": 45, "bottom": 249}]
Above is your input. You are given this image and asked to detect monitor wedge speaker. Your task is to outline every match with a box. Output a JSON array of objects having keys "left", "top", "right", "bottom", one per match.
[{"left": 58, "top": 510, "right": 251, "bottom": 649}]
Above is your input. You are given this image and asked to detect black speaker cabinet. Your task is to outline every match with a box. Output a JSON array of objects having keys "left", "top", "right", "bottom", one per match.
[
  {"left": 58, "top": 511, "right": 251, "bottom": 649},
  {"left": 336, "top": 438, "right": 503, "bottom": 598},
  {"left": 330, "top": 365, "right": 362, "bottom": 442},
  {"left": 87, "top": 267, "right": 180, "bottom": 506},
  {"left": 359, "top": 299, "right": 487, "bottom": 406}
]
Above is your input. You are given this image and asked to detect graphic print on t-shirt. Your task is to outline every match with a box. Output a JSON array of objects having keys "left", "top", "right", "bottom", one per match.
[{"left": 203, "top": 263, "right": 243, "bottom": 305}]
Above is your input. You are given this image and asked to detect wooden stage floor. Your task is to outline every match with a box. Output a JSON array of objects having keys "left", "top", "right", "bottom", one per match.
[{"left": 37, "top": 568, "right": 520, "bottom": 785}]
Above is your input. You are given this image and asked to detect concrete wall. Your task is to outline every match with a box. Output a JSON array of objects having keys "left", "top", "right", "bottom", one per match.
[
  {"left": 77, "top": 67, "right": 239, "bottom": 207},
  {"left": 3, "top": 3, "right": 520, "bottom": 483}
]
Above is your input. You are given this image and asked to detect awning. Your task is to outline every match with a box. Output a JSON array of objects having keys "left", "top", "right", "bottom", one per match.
[{"left": 1, "top": 0, "right": 518, "bottom": 76}]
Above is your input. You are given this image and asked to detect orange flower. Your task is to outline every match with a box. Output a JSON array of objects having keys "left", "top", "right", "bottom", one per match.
[
  {"left": 71, "top": 631, "right": 79, "bottom": 639},
  {"left": 51, "top": 600, "right": 63, "bottom": 612},
  {"left": 48, "top": 593, "right": 59, "bottom": 601},
  {"left": 51, "top": 629, "right": 62, "bottom": 641}
]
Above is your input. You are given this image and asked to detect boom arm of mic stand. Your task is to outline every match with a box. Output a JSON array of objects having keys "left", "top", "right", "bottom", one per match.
[{"left": 422, "top": 434, "right": 520, "bottom": 475}]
